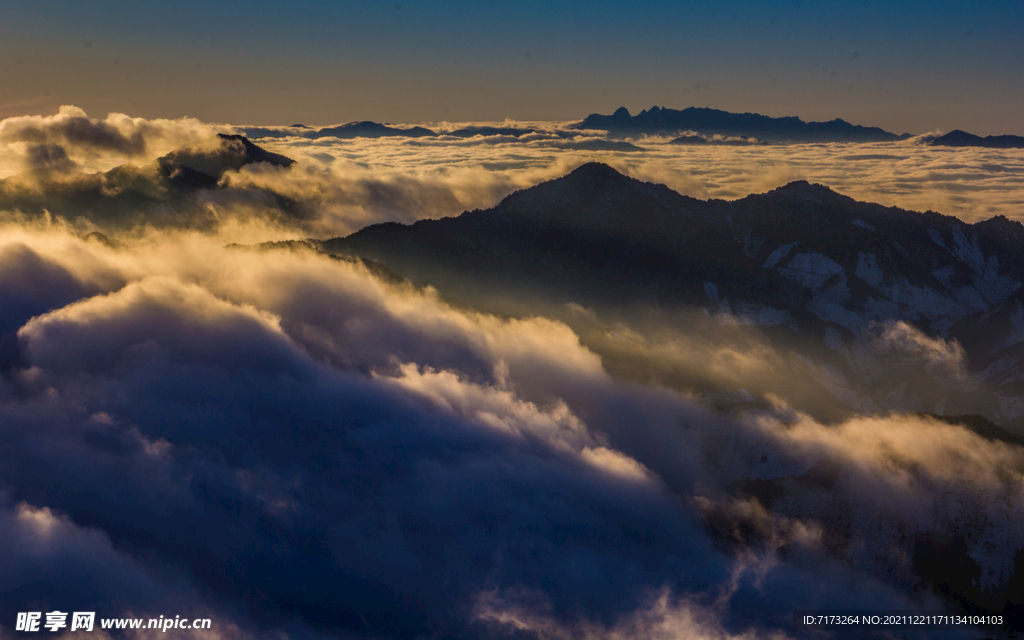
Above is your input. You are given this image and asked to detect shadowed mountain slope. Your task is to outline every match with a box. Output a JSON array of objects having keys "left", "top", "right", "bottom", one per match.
[{"left": 323, "top": 162, "right": 1024, "bottom": 423}]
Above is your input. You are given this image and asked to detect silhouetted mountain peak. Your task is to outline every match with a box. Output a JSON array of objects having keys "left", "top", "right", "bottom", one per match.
[
  {"left": 214, "top": 134, "right": 295, "bottom": 167},
  {"left": 930, "top": 129, "right": 1024, "bottom": 149},
  {"left": 158, "top": 134, "right": 294, "bottom": 188},
  {"left": 765, "top": 180, "right": 842, "bottom": 203},
  {"left": 480, "top": 162, "right": 705, "bottom": 237},
  {"left": 500, "top": 162, "right": 673, "bottom": 213},
  {"left": 447, "top": 126, "right": 536, "bottom": 138},
  {"left": 931, "top": 130, "right": 979, "bottom": 146},
  {"left": 974, "top": 214, "right": 1024, "bottom": 246},
  {"left": 312, "top": 121, "right": 437, "bottom": 139},
  {"left": 565, "top": 161, "right": 630, "bottom": 183}
]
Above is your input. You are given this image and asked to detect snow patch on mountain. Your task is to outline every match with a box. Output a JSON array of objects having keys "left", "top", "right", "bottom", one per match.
[
  {"left": 855, "top": 253, "right": 883, "bottom": 288},
  {"left": 763, "top": 242, "right": 797, "bottom": 269},
  {"left": 952, "top": 227, "right": 985, "bottom": 274},
  {"left": 808, "top": 299, "right": 865, "bottom": 332},
  {"left": 879, "top": 278, "right": 968, "bottom": 321},
  {"left": 932, "top": 267, "right": 953, "bottom": 286},
  {"left": 778, "top": 252, "right": 845, "bottom": 289},
  {"left": 953, "top": 286, "right": 988, "bottom": 312},
  {"left": 973, "top": 255, "right": 1021, "bottom": 304},
  {"left": 949, "top": 228, "right": 1021, "bottom": 304}
]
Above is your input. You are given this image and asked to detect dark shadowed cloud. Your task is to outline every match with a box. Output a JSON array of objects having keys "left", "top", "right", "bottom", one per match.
[{"left": 0, "top": 226, "right": 1015, "bottom": 639}]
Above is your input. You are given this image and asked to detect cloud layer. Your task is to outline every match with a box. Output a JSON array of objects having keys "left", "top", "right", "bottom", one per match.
[
  {"left": 1, "top": 108, "right": 1022, "bottom": 243},
  {"left": 0, "top": 223, "right": 1020, "bottom": 639},
  {"left": 0, "top": 106, "right": 228, "bottom": 178},
  {"left": 1, "top": 108, "right": 1023, "bottom": 638}
]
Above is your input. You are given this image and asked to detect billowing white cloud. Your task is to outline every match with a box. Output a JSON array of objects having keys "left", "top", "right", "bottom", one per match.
[
  {"left": 869, "top": 320, "right": 969, "bottom": 380},
  {"left": 0, "top": 106, "right": 229, "bottom": 177}
]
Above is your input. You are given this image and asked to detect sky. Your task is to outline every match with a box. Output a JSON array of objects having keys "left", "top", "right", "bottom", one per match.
[{"left": 1, "top": 0, "right": 1022, "bottom": 134}]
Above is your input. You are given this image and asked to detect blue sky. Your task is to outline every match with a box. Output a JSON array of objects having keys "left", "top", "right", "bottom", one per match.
[{"left": 1, "top": 0, "right": 1021, "bottom": 133}]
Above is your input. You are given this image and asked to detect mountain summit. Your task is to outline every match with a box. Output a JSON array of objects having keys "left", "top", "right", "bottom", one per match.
[
  {"left": 495, "top": 162, "right": 697, "bottom": 227},
  {"left": 158, "top": 133, "right": 295, "bottom": 187}
]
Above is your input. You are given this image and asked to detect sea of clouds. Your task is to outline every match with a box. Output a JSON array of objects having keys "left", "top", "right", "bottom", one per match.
[
  {"left": 1, "top": 106, "right": 1023, "bottom": 240},
  {"left": 1, "top": 107, "right": 1022, "bottom": 639}
]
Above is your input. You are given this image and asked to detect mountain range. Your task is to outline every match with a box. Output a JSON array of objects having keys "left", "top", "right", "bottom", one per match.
[
  {"left": 240, "top": 107, "right": 907, "bottom": 143},
  {"left": 573, "top": 106, "right": 912, "bottom": 142},
  {"left": 236, "top": 108, "right": 1024, "bottom": 146},
  {"left": 241, "top": 122, "right": 540, "bottom": 140},
  {"left": 320, "top": 162, "right": 1024, "bottom": 426}
]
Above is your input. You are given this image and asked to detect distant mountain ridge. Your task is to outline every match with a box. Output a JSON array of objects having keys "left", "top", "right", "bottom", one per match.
[
  {"left": 242, "top": 123, "right": 545, "bottom": 141},
  {"left": 243, "top": 122, "right": 438, "bottom": 140},
  {"left": 575, "top": 106, "right": 912, "bottom": 142},
  {"left": 929, "top": 129, "right": 1024, "bottom": 149},
  {"left": 240, "top": 106, "right": 916, "bottom": 143},
  {"left": 238, "top": 109, "right": 1022, "bottom": 146}
]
